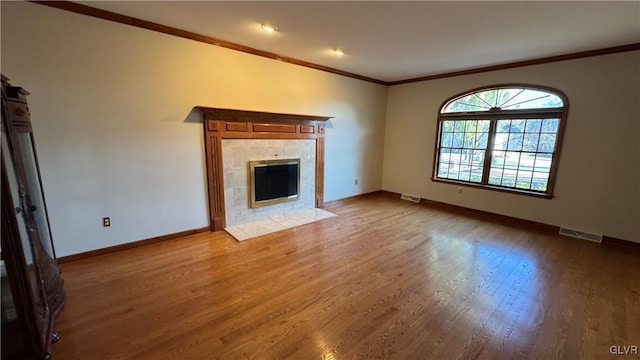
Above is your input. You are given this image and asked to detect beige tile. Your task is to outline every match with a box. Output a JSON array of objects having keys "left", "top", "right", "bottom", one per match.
[
  {"left": 227, "top": 208, "right": 336, "bottom": 242},
  {"left": 314, "top": 208, "right": 337, "bottom": 220},
  {"left": 240, "top": 224, "right": 264, "bottom": 238},
  {"left": 254, "top": 219, "right": 283, "bottom": 233},
  {"left": 222, "top": 139, "right": 322, "bottom": 236},
  {"left": 225, "top": 226, "right": 250, "bottom": 241},
  {"left": 272, "top": 216, "right": 303, "bottom": 228}
]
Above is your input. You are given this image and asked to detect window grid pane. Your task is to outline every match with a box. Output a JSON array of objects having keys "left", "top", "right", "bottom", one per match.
[
  {"left": 437, "top": 86, "right": 564, "bottom": 196},
  {"left": 438, "top": 117, "right": 559, "bottom": 192},
  {"left": 436, "top": 119, "right": 489, "bottom": 183},
  {"left": 485, "top": 117, "right": 558, "bottom": 192}
]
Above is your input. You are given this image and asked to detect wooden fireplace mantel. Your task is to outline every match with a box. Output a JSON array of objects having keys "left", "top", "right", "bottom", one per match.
[{"left": 196, "top": 107, "right": 332, "bottom": 232}]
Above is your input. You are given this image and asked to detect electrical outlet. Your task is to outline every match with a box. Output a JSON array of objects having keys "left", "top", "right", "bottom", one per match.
[
  {"left": 355, "top": 179, "right": 358, "bottom": 185},
  {"left": 103, "top": 217, "right": 111, "bottom": 227}
]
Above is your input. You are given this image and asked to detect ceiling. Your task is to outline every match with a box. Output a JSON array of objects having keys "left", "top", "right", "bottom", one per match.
[{"left": 77, "top": 1, "right": 640, "bottom": 83}]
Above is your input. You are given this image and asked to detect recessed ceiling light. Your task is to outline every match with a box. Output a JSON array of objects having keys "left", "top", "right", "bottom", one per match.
[
  {"left": 261, "top": 24, "right": 277, "bottom": 32},
  {"left": 333, "top": 48, "right": 345, "bottom": 56}
]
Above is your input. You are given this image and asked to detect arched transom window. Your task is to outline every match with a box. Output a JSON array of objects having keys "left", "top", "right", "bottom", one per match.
[{"left": 433, "top": 85, "right": 568, "bottom": 197}]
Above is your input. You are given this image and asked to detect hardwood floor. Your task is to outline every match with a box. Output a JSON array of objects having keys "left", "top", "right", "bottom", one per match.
[{"left": 52, "top": 192, "right": 640, "bottom": 359}]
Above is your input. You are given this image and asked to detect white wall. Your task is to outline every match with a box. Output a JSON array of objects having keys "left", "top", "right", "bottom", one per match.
[
  {"left": 383, "top": 51, "right": 640, "bottom": 243},
  {"left": 1, "top": 2, "right": 387, "bottom": 256}
]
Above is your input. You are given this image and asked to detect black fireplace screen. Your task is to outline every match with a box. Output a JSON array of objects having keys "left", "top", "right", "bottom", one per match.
[{"left": 249, "top": 159, "right": 300, "bottom": 208}]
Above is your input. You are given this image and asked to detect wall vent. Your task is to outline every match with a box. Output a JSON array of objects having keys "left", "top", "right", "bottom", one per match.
[
  {"left": 400, "top": 194, "right": 421, "bottom": 203},
  {"left": 558, "top": 227, "right": 603, "bottom": 243}
]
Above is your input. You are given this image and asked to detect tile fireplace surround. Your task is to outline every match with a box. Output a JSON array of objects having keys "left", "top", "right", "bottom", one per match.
[{"left": 222, "top": 139, "right": 316, "bottom": 227}]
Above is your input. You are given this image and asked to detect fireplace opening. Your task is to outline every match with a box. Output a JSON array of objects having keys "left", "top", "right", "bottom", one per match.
[{"left": 249, "top": 158, "right": 300, "bottom": 208}]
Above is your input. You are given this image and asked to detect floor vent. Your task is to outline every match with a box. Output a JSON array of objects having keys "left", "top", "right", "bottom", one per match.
[
  {"left": 558, "top": 227, "right": 603, "bottom": 243},
  {"left": 400, "top": 194, "right": 421, "bottom": 203}
]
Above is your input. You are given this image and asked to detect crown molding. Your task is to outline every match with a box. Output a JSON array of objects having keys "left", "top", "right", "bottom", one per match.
[
  {"left": 31, "top": 1, "right": 388, "bottom": 85},
  {"left": 30, "top": 2, "right": 640, "bottom": 87},
  {"left": 389, "top": 43, "right": 640, "bottom": 86}
]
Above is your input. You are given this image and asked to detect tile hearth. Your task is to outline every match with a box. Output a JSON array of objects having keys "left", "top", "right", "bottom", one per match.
[{"left": 225, "top": 208, "right": 336, "bottom": 241}]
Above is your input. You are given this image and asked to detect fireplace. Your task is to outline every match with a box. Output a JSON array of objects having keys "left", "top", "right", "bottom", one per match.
[
  {"left": 197, "top": 106, "right": 331, "bottom": 231},
  {"left": 222, "top": 139, "right": 315, "bottom": 227},
  {"left": 249, "top": 158, "right": 300, "bottom": 208}
]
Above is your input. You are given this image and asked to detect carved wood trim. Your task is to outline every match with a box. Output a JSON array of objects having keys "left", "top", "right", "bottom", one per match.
[
  {"left": 300, "top": 125, "right": 315, "bottom": 134},
  {"left": 315, "top": 126, "right": 326, "bottom": 208},
  {"left": 205, "top": 134, "right": 226, "bottom": 231},
  {"left": 198, "top": 107, "right": 332, "bottom": 231},
  {"left": 225, "top": 122, "right": 247, "bottom": 132},
  {"left": 252, "top": 123, "right": 297, "bottom": 133},
  {"left": 198, "top": 107, "right": 331, "bottom": 124}
]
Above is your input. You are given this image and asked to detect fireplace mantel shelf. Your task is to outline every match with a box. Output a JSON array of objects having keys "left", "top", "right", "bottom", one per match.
[
  {"left": 196, "top": 107, "right": 332, "bottom": 125},
  {"left": 197, "top": 107, "right": 331, "bottom": 232}
]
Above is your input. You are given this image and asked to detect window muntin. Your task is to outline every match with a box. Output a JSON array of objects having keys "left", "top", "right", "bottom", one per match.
[
  {"left": 436, "top": 120, "right": 489, "bottom": 183},
  {"left": 442, "top": 87, "right": 564, "bottom": 113},
  {"left": 434, "top": 85, "right": 567, "bottom": 197}
]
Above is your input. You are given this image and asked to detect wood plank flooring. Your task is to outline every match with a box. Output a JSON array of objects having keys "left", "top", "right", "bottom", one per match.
[{"left": 51, "top": 192, "right": 640, "bottom": 359}]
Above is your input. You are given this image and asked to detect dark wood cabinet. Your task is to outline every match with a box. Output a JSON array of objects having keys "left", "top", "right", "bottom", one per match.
[{"left": 1, "top": 75, "right": 66, "bottom": 359}]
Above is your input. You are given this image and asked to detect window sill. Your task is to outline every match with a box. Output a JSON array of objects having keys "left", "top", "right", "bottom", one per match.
[{"left": 431, "top": 178, "right": 554, "bottom": 199}]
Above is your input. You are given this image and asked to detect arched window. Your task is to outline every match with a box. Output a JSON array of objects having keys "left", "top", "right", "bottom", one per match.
[{"left": 433, "top": 84, "right": 568, "bottom": 197}]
